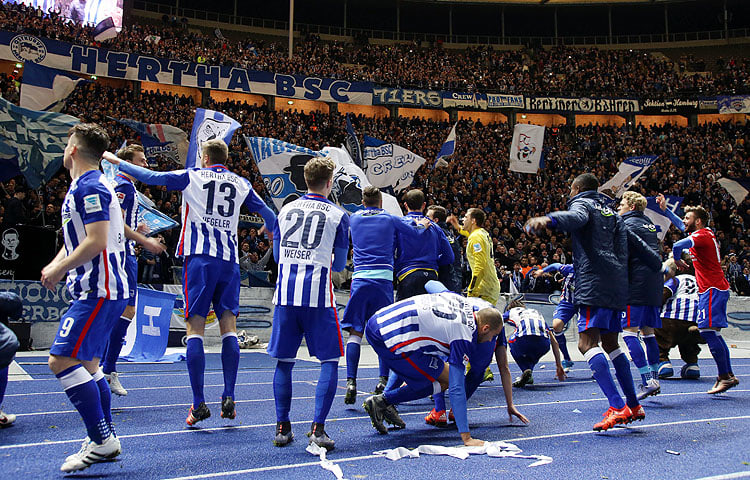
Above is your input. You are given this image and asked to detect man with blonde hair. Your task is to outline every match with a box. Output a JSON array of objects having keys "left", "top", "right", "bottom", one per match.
[
  {"left": 617, "top": 191, "right": 664, "bottom": 404},
  {"left": 104, "top": 137, "right": 276, "bottom": 425}
]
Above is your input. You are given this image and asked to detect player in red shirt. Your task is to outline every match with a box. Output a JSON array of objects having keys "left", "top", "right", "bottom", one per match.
[{"left": 672, "top": 206, "right": 739, "bottom": 394}]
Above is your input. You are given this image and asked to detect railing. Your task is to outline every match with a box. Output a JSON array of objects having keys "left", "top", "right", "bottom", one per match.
[{"left": 132, "top": 1, "right": 750, "bottom": 46}]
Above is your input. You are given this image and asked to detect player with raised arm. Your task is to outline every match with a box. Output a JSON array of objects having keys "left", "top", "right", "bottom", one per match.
[
  {"left": 104, "top": 139, "right": 277, "bottom": 424},
  {"left": 617, "top": 191, "right": 664, "bottom": 400},
  {"left": 42, "top": 124, "right": 129, "bottom": 472},
  {"left": 672, "top": 205, "right": 739, "bottom": 394},
  {"left": 533, "top": 263, "right": 576, "bottom": 371},
  {"left": 343, "top": 186, "right": 430, "bottom": 405},
  {"left": 100, "top": 144, "right": 166, "bottom": 397},
  {"left": 525, "top": 173, "right": 663, "bottom": 431},
  {"left": 362, "top": 287, "right": 525, "bottom": 446},
  {"left": 268, "top": 157, "right": 350, "bottom": 451}
]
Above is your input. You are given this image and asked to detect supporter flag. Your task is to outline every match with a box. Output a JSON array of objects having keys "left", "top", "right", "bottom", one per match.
[
  {"left": 0, "top": 97, "right": 79, "bottom": 189},
  {"left": 186, "top": 109, "right": 241, "bottom": 169},
  {"left": 509, "top": 124, "right": 545, "bottom": 174},
  {"left": 644, "top": 195, "right": 683, "bottom": 241},
  {"left": 214, "top": 28, "right": 226, "bottom": 41},
  {"left": 144, "top": 35, "right": 161, "bottom": 44},
  {"left": 244, "top": 136, "right": 402, "bottom": 216},
  {"left": 93, "top": 17, "right": 118, "bottom": 42},
  {"left": 599, "top": 155, "right": 657, "bottom": 198},
  {"left": 344, "top": 113, "right": 364, "bottom": 169},
  {"left": 120, "top": 288, "right": 177, "bottom": 362},
  {"left": 0, "top": 142, "right": 20, "bottom": 183},
  {"left": 19, "top": 63, "right": 85, "bottom": 112},
  {"left": 117, "top": 118, "right": 189, "bottom": 166},
  {"left": 434, "top": 122, "right": 457, "bottom": 169},
  {"left": 717, "top": 177, "right": 750, "bottom": 206},
  {"left": 363, "top": 135, "right": 426, "bottom": 193}
]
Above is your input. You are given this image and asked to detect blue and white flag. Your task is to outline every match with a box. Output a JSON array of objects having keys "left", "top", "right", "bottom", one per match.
[
  {"left": 645, "top": 195, "right": 683, "bottom": 241},
  {"left": 509, "top": 123, "right": 545, "bottom": 174},
  {"left": 717, "top": 177, "right": 750, "bottom": 206},
  {"left": 117, "top": 118, "right": 189, "bottom": 166},
  {"left": 93, "top": 17, "right": 117, "bottom": 42},
  {"left": 363, "top": 135, "right": 426, "bottom": 193},
  {"left": 120, "top": 288, "right": 177, "bottom": 362},
  {"left": 245, "top": 136, "right": 402, "bottom": 216},
  {"left": 344, "top": 113, "right": 364, "bottom": 169},
  {"left": 0, "top": 97, "right": 78, "bottom": 189},
  {"left": 20, "top": 62, "right": 85, "bottom": 112},
  {"left": 186, "top": 109, "right": 241, "bottom": 169},
  {"left": 599, "top": 154, "right": 657, "bottom": 198},
  {"left": 434, "top": 122, "right": 457, "bottom": 169},
  {"left": 0, "top": 142, "right": 20, "bottom": 183}
]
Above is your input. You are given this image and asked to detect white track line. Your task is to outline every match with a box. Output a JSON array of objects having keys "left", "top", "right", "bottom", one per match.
[
  {"left": 162, "top": 415, "right": 750, "bottom": 480},
  {"left": 694, "top": 472, "right": 750, "bottom": 480},
  {"left": 3, "top": 389, "right": 747, "bottom": 448},
  {"left": 7, "top": 360, "right": 32, "bottom": 381}
]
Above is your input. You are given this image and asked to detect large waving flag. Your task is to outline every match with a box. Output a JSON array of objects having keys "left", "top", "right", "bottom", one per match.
[
  {"left": 717, "top": 177, "right": 750, "bottom": 206},
  {"left": 186, "top": 109, "right": 241, "bottom": 169},
  {"left": 344, "top": 113, "right": 364, "bottom": 169},
  {"left": 117, "top": 118, "right": 189, "bottom": 166},
  {"left": 245, "top": 136, "right": 401, "bottom": 216},
  {"left": 363, "top": 135, "right": 426, "bottom": 194},
  {"left": 509, "top": 124, "right": 545, "bottom": 174},
  {"left": 93, "top": 17, "right": 118, "bottom": 42},
  {"left": 599, "top": 155, "right": 657, "bottom": 198},
  {"left": 434, "top": 122, "right": 457, "bottom": 169},
  {"left": 20, "top": 63, "right": 85, "bottom": 112},
  {"left": 644, "top": 195, "right": 683, "bottom": 241},
  {"left": 0, "top": 97, "right": 78, "bottom": 189}
]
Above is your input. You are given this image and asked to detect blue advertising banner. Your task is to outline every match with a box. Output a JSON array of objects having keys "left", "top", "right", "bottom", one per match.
[
  {"left": 441, "top": 91, "right": 488, "bottom": 110},
  {"left": 0, "top": 30, "right": 374, "bottom": 105},
  {"left": 486, "top": 93, "right": 524, "bottom": 109}
]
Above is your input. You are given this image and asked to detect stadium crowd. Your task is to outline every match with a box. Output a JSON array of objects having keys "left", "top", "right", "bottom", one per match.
[
  {"left": 1, "top": 76, "right": 749, "bottom": 293},
  {"left": 1, "top": 0, "right": 749, "bottom": 96}
]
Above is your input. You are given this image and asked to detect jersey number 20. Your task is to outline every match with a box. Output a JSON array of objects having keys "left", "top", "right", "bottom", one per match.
[{"left": 281, "top": 209, "right": 325, "bottom": 249}]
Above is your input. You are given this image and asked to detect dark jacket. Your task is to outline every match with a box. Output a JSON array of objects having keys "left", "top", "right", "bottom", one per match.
[
  {"left": 622, "top": 210, "right": 663, "bottom": 306},
  {"left": 548, "top": 190, "right": 661, "bottom": 311},
  {"left": 436, "top": 221, "right": 463, "bottom": 293}
]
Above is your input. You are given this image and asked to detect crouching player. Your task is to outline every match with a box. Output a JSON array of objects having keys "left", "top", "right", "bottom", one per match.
[{"left": 363, "top": 288, "right": 526, "bottom": 446}]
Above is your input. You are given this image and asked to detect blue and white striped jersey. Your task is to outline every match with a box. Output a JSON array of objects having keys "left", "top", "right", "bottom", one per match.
[
  {"left": 118, "top": 162, "right": 268, "bottom": 263},
  {"left": 371, "top": 292, "right": 493, "bottom": 367},
  {"left": 273, "top": 193, "right": 349, "bottom": 308},
  {"left": 661, "top": 274, "right": 699, "bottom": 322},
  {"left": 62, "top": 170, "right": 129, "bottom": 301},
  {"left": 506, "top": 307, "right": 550, "bottom": 342},
  {"left": 113, "top": 174, "right": 137, "bottom": 256}
]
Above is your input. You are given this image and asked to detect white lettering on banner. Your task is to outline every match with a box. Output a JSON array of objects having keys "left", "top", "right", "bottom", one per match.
[
  {"left": 486, "top": 94, "right": 524, "bottom": 108},
  {"left": 142, "top": 306, "right": 162, "bottom": 337},
  {"left": 372, "top": 88, "right": 442, "bottom": 107},
  {"left": 525, "top": 96, "right": 640, "bottom": 113}
]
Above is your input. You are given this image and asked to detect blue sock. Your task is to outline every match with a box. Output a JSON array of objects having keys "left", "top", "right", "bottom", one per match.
[
  {"left": 378, "top": 358, "right": 389, "bottom": 379},
  {"left": 345, "top": 335, "right": 361, "bottom": 380},
  {"left": 623, "top": 332, "right": 650, "bottom": 383},
  {"left": 221, "top": 333, "right": 240, "bottom": 399},
  {"left": 102, "top": 316, "right": 131, "bottom": 374},
  {"left": 433, "top": 391, "right": 446, "bottom": 412},
  {"left": 92, "top": 369, "right": 112, "bottom": 427},
  {"left": 314, "top": 361, "right": 338, "bottom": 424},
  {"left": 273, "top": 360, "right": 294, "bottom": 422},
  {"left": 186, "top": 336, "right": 206, "bottom": 407},
  {"left": 609, "top": 349, "right": 639, "bottom": 408},
  {"left": 57, "top": 365, "right": 111, "bottom": 444},
  {"left": 642, "top": 334, "right": 660, "bottom": 375},
  {"left": 554, "top": 332, "right": 571, "bottom": 362},
  {"left": 385, "top": 371, "right": 403, "bottom": 393},
  {"left": 384, "top": 382, "right": 433, "bottom": 405},
  {"left": 585, "top": 348, "right": 625, "bottom": 409},
  {"left": 700, "top": 330, "right": 729, "bottom": 376},
  {"left": 0, "top": 366, "right": 7, "bottom": 406},
  {"left": 720, "top": 335, "right": 733, "bottom": 374}
]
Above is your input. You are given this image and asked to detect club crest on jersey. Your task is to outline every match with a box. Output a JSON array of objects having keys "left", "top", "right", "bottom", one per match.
[
  {"left": 473, "top": 242, "right": 482, "bottom": 253},
  {"left": 83, "top": 194, "right": 102, "bottom": 214},
  {"left": 195, "top": 118, "right": 234, "bottom": 163}
]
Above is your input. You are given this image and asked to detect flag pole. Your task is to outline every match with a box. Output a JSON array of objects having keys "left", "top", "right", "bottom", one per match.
[{"left": 288, "top": 0, "right": 294, "bottom": 60}]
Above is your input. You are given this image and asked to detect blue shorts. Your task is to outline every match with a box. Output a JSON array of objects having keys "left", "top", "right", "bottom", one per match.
[
  {"left": 577, "top": 305, "right": 622, "bottom": 333},
  {"left": 509, "top": 335, "right": 551, "bottom": 371},
  {"left": 50, "top": 298, "right": 129, "bottom": 361},
  {"left": 697, "top": 288, "right": 729, "bottom": 329},
  {"left": 553, "top": 300, "right": 577, "bottom": 325},
  {"left": 268, "top": 305, "right": 344, "bottom": 361},
  {"left": 182, "top": 254, "right": 240, "bottom": 319},
  {"left": 365, "top": 318, "right": 444, "bottom": 388},
  {"left": 396, "top": 269, "right": 437, "bottom": 302},
  {"left": 622, "top": 305, "right": 661, "bottom": 329},
  {"left": 125, "top": 254, "right": 138, "bottom": 307},
  {"left": 341, "top": 278, "right": 393, "bottom": 333}
]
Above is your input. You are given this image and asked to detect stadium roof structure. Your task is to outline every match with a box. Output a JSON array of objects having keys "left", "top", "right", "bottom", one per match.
[{"left": 411, "top": 0, "right": 687, "bottom": 3}]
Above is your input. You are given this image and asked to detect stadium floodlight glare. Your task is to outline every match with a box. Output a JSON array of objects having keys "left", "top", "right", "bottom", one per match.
[
  {"left": 90, "top": 75, "right": 97, "bottom": 80},
  {"left": 15, "top": 63, "right": 22, "bottom": 68},
  {"left": 287, "top": 100, "right": 294, "bottom": 105}
]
